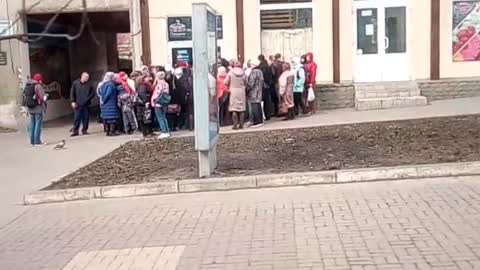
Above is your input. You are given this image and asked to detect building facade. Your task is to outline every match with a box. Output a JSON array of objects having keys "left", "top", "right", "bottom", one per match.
[{"left": 1, "top": 0, "right": 480, "bottom": 128}]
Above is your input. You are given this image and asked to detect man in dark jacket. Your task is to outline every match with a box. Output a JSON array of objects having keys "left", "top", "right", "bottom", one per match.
[
  {"left": 70, "top": 72, "right": 95, "bottom": 136},
  {"left": 271, "top": 53, "right": 284, "bottom": 116}
]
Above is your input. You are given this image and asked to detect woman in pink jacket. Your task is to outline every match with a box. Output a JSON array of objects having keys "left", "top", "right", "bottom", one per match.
[{"left": 151, "top": 71, "right": 171, "bottom": 139}]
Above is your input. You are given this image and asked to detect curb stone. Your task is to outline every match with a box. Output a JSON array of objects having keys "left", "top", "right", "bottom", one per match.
[{"left": 23, "top": 161, "right": 480, "bottom": 205}]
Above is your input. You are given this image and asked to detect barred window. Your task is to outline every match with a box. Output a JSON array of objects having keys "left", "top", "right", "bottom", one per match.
[{"left": 261, "top": 8, "right": 312, "bottom": 30}]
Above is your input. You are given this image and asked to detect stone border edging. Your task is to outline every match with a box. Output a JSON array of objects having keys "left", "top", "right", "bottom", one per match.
[{"left": 24, "top": 161, "right": 480, "bottom": 205}]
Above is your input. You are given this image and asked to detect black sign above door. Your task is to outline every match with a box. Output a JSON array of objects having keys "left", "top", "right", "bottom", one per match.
[
  {"left": 168, "top": 15, "right": 223, "bottom": 41},
  {"left": 168, "top": 17, "right": 193, "bottom": 41}
]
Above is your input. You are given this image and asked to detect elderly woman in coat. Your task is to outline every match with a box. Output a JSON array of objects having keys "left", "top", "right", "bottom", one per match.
[
  {"left": 224, "top": 60, "right": 247, "bottom": 129},
  {"left": 279, "top": 62, "right": 295, "bottom": 121},
  {"left": 99, "top": 72, "right": 120, "bottom": 136},
  {"left": 246, "top": 64, "right": 265, "bottom": 127}
]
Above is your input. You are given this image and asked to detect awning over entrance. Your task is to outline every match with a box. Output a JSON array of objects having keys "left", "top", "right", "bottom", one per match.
[{"left": 24, "top": 0, "right": 129, "bottom": 14}]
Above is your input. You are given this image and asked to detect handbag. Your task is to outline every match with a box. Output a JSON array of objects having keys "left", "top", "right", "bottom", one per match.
[
  {"left": 166, "top": 104, "right": 180, "bottom": 114},
  {"left": 307, "top": 87, "right": 316, "bottom": 102},
  {"left": 143, "top": 108, "right": 152, "bottom": 124}
]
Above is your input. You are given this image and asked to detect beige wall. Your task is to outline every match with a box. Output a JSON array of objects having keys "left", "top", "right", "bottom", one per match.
[
  {"left": 149, "top": 0, "right": 237, "bottom": 65},
  {"left": 340, "top": 0, "right": 353, "bottom": 82},
  {"left": 245, "top": 0, "right": 333, "bottom": 83},
  {"left": 409, "top": 0, "right": 431, "bottom": 80},
  {"left": 440, "top": 0, "right": 480, "bottom": 79}
]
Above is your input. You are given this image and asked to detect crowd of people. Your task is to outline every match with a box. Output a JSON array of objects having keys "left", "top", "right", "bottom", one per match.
[
  {"left": 22, "top": 52, "right": 317, "bottom": 145},
  {"left": 217, "top": 52, "right": 318, "bottom": 129}
]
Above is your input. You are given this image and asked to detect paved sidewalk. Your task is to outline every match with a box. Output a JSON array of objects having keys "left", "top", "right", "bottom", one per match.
[
  {"left": 0, "top": 122, "right": 137, "bottom": 229},
  {"left": 0, "top": 177, "right": 479, "bottom": 270},
  {"left": 1, "top": 97, "right": 480, "bottom": 229},
  {"left": 220, "top": 96, "right": 480, "bottom": 134}
]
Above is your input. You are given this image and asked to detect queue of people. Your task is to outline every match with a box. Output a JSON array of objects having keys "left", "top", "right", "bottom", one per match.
[
  {"left": 22, "top": 51, "right": 317, "bottom": 145},
  {"left": 217, "top": 52, "right": 318, "bottom": 128},
  {"left": 94, "top": 63, "right": 194, "bottom": 139}
]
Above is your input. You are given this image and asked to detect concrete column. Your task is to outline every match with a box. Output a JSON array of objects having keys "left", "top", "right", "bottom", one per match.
[{"left": 130, "top": 0, "right": 143, "bottom": 70}]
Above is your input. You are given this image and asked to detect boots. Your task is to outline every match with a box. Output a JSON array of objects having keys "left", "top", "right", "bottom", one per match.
[
  {"left": 232, "top": 112, "right": 239, "bottom": 130},
  {"left": 238, "top": 112, "right": 245, "bottom": 129},
  {"left": 105, "top": 123, "right": 111, "bottom": 136},
  {"left": 107, "top": 123, "right": 119, "bottom": 136}
]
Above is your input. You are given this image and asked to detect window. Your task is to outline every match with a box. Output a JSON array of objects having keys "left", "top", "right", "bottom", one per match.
[
  {"left": 261, "top": 8, "right": 312, "bottom": 30},
  {"left": 260, "top": 0, "right": 311, "bottom": 3},
  {"left": 0, "top": 20, "right": 12, "bottom": 36}
]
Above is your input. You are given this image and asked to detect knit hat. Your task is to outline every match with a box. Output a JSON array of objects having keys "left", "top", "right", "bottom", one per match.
[{"left": 32, "top": 73, "right": 43, "bottom": 82}]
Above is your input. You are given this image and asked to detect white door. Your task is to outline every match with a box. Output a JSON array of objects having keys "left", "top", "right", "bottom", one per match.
[{"left": 354, "top": 0, "right": 409, "bottom": 82}]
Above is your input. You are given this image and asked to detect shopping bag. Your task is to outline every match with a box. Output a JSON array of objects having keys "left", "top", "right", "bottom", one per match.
[{"left": 307, "top": 87, "right": 315, "bottom": 102}]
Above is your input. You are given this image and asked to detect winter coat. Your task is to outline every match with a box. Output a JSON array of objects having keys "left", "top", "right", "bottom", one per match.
[
  {"left": 135, "top": 83, "right": 151, "bottom": 119},
  {"left": 279, "top": 70, "right": 295, "bottom": 110},
  {"left": 100, "top": 81, "right": 120, "bottom": 121},
  {"left": 173, "top": 75, "right": 189, "bottom": 106},
  {"left": 27, "top": 80, "right": 47, "bottom": 114},
  {"left": 70, "top": 79, "right": 95, "bottom": 107},
  {"left": 258, "top": 61, "right": 273, "bottom": 87},
  {"left": 117, "top": 91, "right": 135, "bottom": 113},
  {"left": 304, "top": 52, "right": 318, "bottom": 87},
  {"left": 151, "top": 80, "right": 170, "bottom": 108},
  {"left": 271, "top": 60, "right": 284, "bottom": 82},
  {"left": 246, "top": 68, "right": 264, "bottom": 103},
  {"left": 293, "top": 64, "right": 306, "bottom": 93},
  {"left": 217, "top": 73, "right": 228, "bottom": 99},
  {"left": 224, "top": 67, "right": 247, "bottom": 112}
]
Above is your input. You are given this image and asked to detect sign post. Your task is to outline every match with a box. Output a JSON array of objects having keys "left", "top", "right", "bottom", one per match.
[{"left": 192, "top": 3, "right": 219, "bottom": 178}]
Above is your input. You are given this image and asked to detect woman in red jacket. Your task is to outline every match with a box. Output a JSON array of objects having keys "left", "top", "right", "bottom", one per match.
[{"left": 304, "top": 52, "right": 317, "bottom": 115}]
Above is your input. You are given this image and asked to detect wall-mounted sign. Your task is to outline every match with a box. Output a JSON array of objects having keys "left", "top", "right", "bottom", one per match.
[
  {"left": 168, "top": 16, "right": 223, "bottom": 41},
  {"left": 453, "top": 1, "right": 480, "bottom": 61},
  {"left": 168, "top": 17, "right": 193, "bottom": 41},
  {"left": 0, "top": 51, "right": 7, "bottom": 66},
  {"left": 172, "top": 47, "right": 193, "bottom": 66}
]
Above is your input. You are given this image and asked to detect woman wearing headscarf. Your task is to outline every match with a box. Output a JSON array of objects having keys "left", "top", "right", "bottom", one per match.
[
  {"left": 304, "top": 52, "right": 318, "bottom": 115},
  {"left": 151, "top": 71, "right": 171, "bottom": 139},
  {"left": 217, "top": 66, "right": 230, "bottom": 126},
  {"left": 117, "top": 74, "right": 138, "bottom": 134},
  {"left": 224, "top": 60, "right": 247, "bottom": 129},
  {"left": 136, "top": 76, "right": 153, "bottom": 137},
  {"left": 246, "top": 64, "right": 265, "bottom": 127},
  {"left": 99, "top": 72, "right": 120, "bottom": 136},
  {"left": 278, "top": 62, "right": 295, "bottom": 121}
]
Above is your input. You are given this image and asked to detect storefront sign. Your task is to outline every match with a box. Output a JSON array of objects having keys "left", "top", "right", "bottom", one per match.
[
  {"left": 168, "top": 15, "right": 223, "bottom": 41},
  {"left": 452, "top": 1, "right": 480, "bottom": 61},
  {"left": 168, "top": 17, "right": 193, "bottom": 41},
  {"left": 172, "top": 47, "right": 193, "bottom": 66},
  {"left": 0, "top": 51, "right": 7, "bottom": 66}
]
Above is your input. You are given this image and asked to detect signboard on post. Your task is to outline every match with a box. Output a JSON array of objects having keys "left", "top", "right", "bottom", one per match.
[{"left": 193, "top": 3, "right": 219, "bottom": 178}]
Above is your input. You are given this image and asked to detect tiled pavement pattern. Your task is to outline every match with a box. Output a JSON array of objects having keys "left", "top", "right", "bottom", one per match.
[
  {"left": 62, "top": 246, "right": 185, "bottom": 270},
  {"left": 0, "top": 177, "right": 479, "bottom": 270}
]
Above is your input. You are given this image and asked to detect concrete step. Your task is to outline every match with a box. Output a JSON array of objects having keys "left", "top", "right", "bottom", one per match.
[
  {"left": 356, "top": 89, "right": 421, "bottom": 99},
  {"left": 355, "top": 96, "right": 428, "bottom": 111},
  {"left": 355, "top": 81, "right": 420, "bottom": 99}
]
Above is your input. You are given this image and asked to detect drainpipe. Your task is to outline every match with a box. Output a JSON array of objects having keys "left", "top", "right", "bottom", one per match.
[{"left": 236, "top": 0, "right": 245, "bottom": 63}]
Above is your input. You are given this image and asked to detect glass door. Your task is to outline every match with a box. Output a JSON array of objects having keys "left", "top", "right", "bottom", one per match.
[
  {"left": 354, "top": 0, "right": 409, "bottom": 82},
  {"left": 354, "top": 4, "right": 382, "bottom": 82},
  {"left": 382, "top": 5, "right": 409, "bottom": 81}
]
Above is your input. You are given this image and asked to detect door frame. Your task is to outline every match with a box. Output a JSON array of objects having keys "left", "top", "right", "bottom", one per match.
[{"left": 352, "top": 0, "right": 410, "bottom": 82}]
